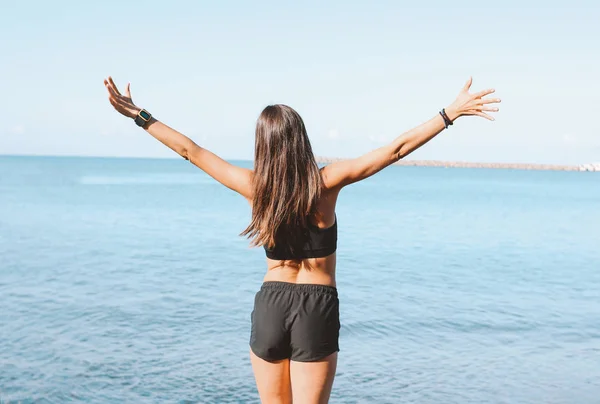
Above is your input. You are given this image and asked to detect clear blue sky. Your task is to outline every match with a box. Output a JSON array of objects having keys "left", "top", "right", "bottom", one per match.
[{"left": 1, "top": 0, "right": 599, "bottom": 164}]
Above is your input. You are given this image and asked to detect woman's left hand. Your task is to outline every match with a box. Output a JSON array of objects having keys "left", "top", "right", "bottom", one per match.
[
  {"left": 104, "top": 76, "right": 140, "bottom": 119},
  {"left": 445, "top": 77, "right": 501, "bottom": 122}
]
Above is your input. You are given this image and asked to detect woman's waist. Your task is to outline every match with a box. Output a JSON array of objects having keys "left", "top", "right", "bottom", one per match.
[{"left": 263, "top": 262, "right": 336, "bottom": 287}]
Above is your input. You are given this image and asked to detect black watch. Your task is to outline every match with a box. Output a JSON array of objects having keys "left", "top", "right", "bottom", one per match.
[{"left": 135, "top": 109, "right": 152, "bottom": 127}]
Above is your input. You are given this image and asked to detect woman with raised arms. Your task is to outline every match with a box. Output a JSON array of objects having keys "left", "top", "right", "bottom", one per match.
[{"left": 104, "top": 76, "right": 500, "bottom": 404}]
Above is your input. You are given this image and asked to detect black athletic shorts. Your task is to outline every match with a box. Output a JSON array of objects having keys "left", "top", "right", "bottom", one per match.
[{"left": 250, "top": 281, "right": 340, "bottom": 362}]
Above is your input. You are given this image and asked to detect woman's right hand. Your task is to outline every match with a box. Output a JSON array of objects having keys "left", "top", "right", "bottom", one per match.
[
  {"left": 445, "top": 77, "right": 501, "bottom": 122},
  {"left": 104, "top": 76, "right": 141, "bottom": 119}
]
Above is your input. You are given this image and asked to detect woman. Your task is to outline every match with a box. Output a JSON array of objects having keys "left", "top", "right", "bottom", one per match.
[{"left": 104, "top": 76, "right": 499, "bottom": 403}]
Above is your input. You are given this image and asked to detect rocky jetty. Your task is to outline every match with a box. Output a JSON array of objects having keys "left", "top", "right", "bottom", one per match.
[{"left": 315, "top": 157, "right": 597, "bottom": 172}]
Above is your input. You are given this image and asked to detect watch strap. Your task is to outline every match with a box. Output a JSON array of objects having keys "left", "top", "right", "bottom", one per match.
[{"left": 135, "top": 109, "right": 152, "bottom": 127}]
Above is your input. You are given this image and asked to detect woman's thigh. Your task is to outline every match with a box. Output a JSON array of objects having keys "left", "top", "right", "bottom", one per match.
[
  {"left": 250, "top": 349, "right": 292, "bottom": 404},
  {"left": 289, "top": 352, "right": 337, "bottom": 404}
]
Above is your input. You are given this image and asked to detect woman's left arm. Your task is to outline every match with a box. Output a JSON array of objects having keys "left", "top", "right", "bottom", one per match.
[{"left": 104, "top": 77, "right": 253, "bottom": 199}]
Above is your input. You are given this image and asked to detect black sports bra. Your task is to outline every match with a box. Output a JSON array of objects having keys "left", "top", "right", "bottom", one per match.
[{"left": 264, "top": 217, "right": 337, "bottom": 260}]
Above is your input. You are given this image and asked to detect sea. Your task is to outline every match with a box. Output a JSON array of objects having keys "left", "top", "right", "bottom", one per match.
[{"left": 1, "top": 155, "right": 599, "bottom": 403}]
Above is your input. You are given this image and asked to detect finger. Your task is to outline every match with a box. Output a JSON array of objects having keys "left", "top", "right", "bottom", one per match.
[
  {"left": 105, "top": 77, "right": 118, "bottom": 97},
  {"left": 469, "top": 103, "right": 500, "bottom": 112},
  {"left": 479, "top": 98, "right": 502, "bottom": 105},
  {"left": 105, "top": 82, "right": 121, "bottom": 100},
  {"left": 105, "top": 80, "right": 118, "bottom": 99},
  {"left": 462, "top": 76, "right": 473, "bottom": 92},
  {"left": 481, "top": 106, "right": 499, "bottom": 112},
  {"left": 124, "top": 82, "right": 132, "bottom": 99},
  {"left": 108, "top": 95, "right": 124, "bottom": 109},
  {"left": 108, "top": 97, "right": 122, "bottom": 111},
  {"left": 473, "top": 88, "right": 495, "bottom": 99},
  {"left": 108, "top": 76, "right": 122, "bottom": 96},
  {"left": 107, "top": 76, "right": 120, "bottom": 95},
  {"left": 474, "top": 111, "right": 495, "bottom": 121}
]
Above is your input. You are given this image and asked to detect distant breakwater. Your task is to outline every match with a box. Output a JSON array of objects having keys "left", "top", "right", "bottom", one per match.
[{"left": 315, "top": 157, "right": 600, "bottom": 172}]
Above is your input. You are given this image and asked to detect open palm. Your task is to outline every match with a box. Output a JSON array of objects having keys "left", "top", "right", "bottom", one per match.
[
  {"left": 104, "top": 77, "right": 140, "bottom": 119},
  {"left": 448, "top": 77, "right": 501, "bottom": 121}
]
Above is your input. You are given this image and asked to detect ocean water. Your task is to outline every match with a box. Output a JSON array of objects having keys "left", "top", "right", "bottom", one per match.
[{"left": 1, "top": 155, "right": 599, "bottom": 403}]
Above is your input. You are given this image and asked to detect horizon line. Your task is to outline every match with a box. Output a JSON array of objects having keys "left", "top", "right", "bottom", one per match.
[{"left": 1, "top": 153, "right": 598, "bottom": 172}]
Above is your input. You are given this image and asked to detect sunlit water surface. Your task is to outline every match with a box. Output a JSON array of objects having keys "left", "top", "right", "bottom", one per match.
[{"left": 1, "top": 156, "right": 599, "bottom": 403}]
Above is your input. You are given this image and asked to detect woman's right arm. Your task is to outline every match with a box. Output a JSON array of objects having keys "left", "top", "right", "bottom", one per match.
[
  {"left": 104, "top": 77, "right": 253, "bottom": 199},
  {"left": 321, "top": 77, "right": 500, "bottom": 190}
]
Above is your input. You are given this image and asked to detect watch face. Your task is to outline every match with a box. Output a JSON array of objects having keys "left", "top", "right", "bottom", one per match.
[{"left": 139, "top": 110, "right": 151, "bottom": 120}]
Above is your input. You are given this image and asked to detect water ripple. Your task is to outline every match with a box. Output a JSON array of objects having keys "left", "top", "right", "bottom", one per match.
[{"left": 2, "top": 157, "right": 600, "bottom": 402}]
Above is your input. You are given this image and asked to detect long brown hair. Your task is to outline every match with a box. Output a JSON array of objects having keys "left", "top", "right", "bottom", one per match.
[{"left": 241, "top": 104, "right": 323, "bottom": 249}]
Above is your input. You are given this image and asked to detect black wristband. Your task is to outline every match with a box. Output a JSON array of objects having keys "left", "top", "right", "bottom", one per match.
[
  {"left": 135, "top": 109, "right": 152, "bottom": 128},
  {"left": 439, "top": 108, "right": 453, "bottom": 129}
]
